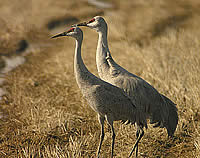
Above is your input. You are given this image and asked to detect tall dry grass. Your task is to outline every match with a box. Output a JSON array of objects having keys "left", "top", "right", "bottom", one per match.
[{"left": 0, "top": 0, "right": 200, "bottom": 157}]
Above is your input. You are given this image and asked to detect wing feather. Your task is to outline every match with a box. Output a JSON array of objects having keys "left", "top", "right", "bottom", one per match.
[
  {"left": 93, "top": 83, "right": 137, "bottom": 122},
  {"left": 113, "top": 75, "right": 177, "bottom": 135}
]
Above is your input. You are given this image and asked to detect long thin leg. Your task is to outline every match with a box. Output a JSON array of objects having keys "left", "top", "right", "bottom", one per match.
[
  {"left": 97, "top": 115, "right": 105, "bottom": 158},
  {"left": 135, "top": 130, "right": 140, "bottom": 157},
  {"left": 107, "top": 117, "right": 115, "bottom": 158},
  {"left": 129, "top": 128, "right": 144, "bottom": 157},
  {"left": 110, "top": 123, "right": 115, "bottom": 158}
]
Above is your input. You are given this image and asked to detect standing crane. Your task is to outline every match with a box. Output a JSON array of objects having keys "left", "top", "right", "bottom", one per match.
[
  {"left": 75, "top": 16, "right": 178, "bottom": 157},
  {"left": 52, "top": 27, "right": 147, "bottom": 158}
]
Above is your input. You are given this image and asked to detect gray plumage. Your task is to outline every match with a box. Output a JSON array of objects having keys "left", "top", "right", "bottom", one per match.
[
  {"left": 52, "top": 27, "right": 146, "bottom": 158},
  {"left": 76, "top": 16, "right": 178, "bottom": 157}
]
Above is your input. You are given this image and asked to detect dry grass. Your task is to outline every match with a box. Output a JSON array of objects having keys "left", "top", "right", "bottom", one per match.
[{"left": 0, "top": 0, "right": 200, "bottom": 157}]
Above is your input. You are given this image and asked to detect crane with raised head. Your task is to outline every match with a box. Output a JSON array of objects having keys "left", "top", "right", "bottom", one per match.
[
  {"left": 52, "top": 27, "right": 146, "bottom": 158},
  {"left": 75, "top": 16, "right": 178, "bottom": 157}
]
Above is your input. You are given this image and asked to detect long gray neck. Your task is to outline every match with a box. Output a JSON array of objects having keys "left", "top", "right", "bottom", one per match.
[
  {"left": 74, "top": 38, "right": 99, "bottom": 90},
  {"left": 96, "top": 28, "right": 112, "bottom": 79}
]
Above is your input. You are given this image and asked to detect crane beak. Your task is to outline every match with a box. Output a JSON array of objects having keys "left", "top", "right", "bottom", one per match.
[
  {"left": 51, "top": 32, "right": 67, "bottom": 39},
  {"left": 72, "top": 22, "right": 87, "bottom": 27}
]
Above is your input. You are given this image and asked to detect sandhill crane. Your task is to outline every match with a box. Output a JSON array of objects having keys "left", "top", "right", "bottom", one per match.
[
  {"left": 75, "top": 16, "right": 178, "bottom": 157},
  {"left": 52, "top": 27, "right": 147, "bottom": 158}
]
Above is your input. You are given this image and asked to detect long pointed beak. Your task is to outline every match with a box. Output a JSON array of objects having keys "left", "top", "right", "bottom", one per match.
[
  {"left": 72, "top": 22, "right": 87, "bottom": 27},
  {"left": 51, "top": 32, "right": 67, "bottom": 38}
]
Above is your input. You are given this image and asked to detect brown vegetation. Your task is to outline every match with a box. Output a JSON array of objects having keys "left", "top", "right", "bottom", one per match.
[{"left": 0, "top": 0, "right": 200, "bottom": 157}]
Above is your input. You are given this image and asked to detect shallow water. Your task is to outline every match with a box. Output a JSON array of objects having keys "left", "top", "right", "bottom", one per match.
[
  {"left": 88, "top": 0, "right": 113, "bottom": 9},
  {"left": 0, "top": 56, "right": 25, "bottom": 102},
  {"left": 1, "top": 56, "right": 26, "bottom": 74}
]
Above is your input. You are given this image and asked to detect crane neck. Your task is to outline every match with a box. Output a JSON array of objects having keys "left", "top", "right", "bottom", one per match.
[
  {"left": 74, "top": 37, "right": 99, "bottom": 90},
  {"left": 96, "top": 27, "right": 118, "bottom": 80},
  {"left": 97, "top": 30, "right": 110, "bottom": 57}
]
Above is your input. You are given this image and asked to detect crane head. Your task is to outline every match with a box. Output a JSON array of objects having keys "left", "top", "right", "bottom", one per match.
[
  {"left": 74, "top": 16, "right": 107, "bottom": 32},
  {"left": 51, "top": 27, "right": 83, "bottom": 40}
]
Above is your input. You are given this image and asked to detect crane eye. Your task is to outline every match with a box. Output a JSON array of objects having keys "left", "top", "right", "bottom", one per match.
[
  {"left": 67, "top": 27, "right": 75, "bottom": 33},
  {"left": 88, "top": 18, "right": 95, "bottom": 23}
]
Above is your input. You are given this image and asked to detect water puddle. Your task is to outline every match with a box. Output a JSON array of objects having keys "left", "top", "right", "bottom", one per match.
[
  {"left": 0, "top": 56, "right": 25, "bottom": 103},
  {"left": 1, "top": 56, "right": 25, "bottom": 74},
  {"left": 0, "top": 40, "right": 56, "bottom": 101},
  {"left": 88, "top": 0, "right": 113, "bottom": 9}
]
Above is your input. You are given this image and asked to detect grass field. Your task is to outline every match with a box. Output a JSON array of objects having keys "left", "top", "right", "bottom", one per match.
[{"left": 0, "top": 0, "right": 200, "bottom": 157}]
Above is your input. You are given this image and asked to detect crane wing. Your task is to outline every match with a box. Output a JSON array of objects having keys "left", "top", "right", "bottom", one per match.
[
  {"left": 115, "top": 75, "right": 177, "bottom": 130},
  {"left": 91, "top": 83, "right": 138, "bottom": 122}
]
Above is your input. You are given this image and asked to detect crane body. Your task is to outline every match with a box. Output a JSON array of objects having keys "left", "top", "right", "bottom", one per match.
[
  {"left": 52, "top": 27, "right": 146, "bottom": 158},
  {"left": 76, "top": 16, "right": 178, "bottom": 157}
]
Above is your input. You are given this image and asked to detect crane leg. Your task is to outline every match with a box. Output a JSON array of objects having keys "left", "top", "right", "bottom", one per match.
[
  {"left": 128, "top": 128, "right": 144, "bottom": 158},
  {"left": 107, "top": 117, "right": 115, "bottom": 158},
  {"left": 110, "top": 123, "right": 115, "bottom": 158},
  {"left": 97, "top": 115, "right": 105, "bottom": 158},
  {"left": 135, "top": 130, "right": 140, "bottom": 157}
]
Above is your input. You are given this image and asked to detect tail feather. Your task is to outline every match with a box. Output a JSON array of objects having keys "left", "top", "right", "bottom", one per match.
[
  {"left": 161, "top": 94, "right": 178, "bottom": 137},
  {"left": 150, "top": 94, "right": 178, "bottom": 136}
]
